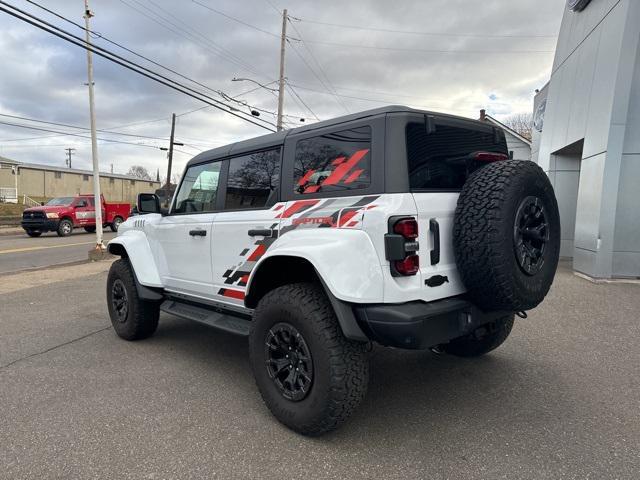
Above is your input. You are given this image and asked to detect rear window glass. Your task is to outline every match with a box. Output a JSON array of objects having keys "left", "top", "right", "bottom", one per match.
[
  {"left": 406, "top": 121, "right": 507, "bottom": 190},
  {"left": 293, "top": 126, "right": 371, "bottom": 195}
]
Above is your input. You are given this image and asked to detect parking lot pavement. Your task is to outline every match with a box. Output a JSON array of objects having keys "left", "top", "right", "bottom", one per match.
[
  {"left": 0, "top": 229, "right": 116, "bottom": 274},
  {"left": 0, "top": 260, "right": 638, "bottom": 480}
]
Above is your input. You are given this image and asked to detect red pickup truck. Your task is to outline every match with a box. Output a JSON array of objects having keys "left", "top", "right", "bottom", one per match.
[{"left": 21, "top": 194, "right": 130, "bottom": 237}]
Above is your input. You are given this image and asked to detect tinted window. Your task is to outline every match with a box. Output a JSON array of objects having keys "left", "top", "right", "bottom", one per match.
[
  {"left": 293, "top": 126, "right": 371, "bottom": 195},
  {"left": 407, "top": 121, "right": 507, "bottom": 190},
  {"left": 173, "top": 161, "right": 221, "bottom": 213},
  {"left": 224, "top": 149, "right": 281, "bottom": 210}
]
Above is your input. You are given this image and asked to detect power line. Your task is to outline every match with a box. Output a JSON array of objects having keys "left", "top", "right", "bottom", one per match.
[
  {"left": 0, "top": 120, "right": 167, "bottom": 149},
  {"left": 0, "top": 1, "right": 276, "bottom": 132},
  {"left": 262, "top": 0, "right": 281, "bottom": 15},
  {"left": 0, "top": 113, "right": 171, "bottom": 141},
  {"left": 286, "top": 38, "right": 347, "bottom": 114},
  {"left": 299, "top": 39, "right": 554, "bottom": 55},
  {"left": 286, "top": 18, "right": 350, "bottom": 114},
  {"left": 190, "top": 0, "right": 280, "bottom": 38},
  {"left": 115, "top": 0, "right": 268, "bottom": 80},
  {"left": 295, "top": 17, "right": 558, "bottom": 39},
  {"left": 285, "top": 82, "right": 320, "bottom": 121}
]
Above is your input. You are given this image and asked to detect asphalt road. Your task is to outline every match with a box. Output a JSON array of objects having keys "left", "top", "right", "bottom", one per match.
[
  {"left": 0, "top": 260, "right": 638, "bottom": 479},
  {"left": 0, "top": 229, "right": 116, "bottom": 274}
]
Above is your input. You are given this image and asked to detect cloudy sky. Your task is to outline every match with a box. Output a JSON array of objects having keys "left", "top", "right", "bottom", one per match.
[{"left": 0, "top": 0, "right": 564, "bottom": 179}]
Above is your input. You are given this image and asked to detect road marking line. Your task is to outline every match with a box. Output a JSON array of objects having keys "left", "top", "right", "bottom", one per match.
[{"left": 0, "top": 241, "right": 96, "bottom": 255}]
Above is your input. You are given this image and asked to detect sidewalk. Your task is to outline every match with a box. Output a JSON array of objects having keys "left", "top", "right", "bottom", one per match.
[{"left": 0, "top": 226, "right": 24, "bottom": 236}]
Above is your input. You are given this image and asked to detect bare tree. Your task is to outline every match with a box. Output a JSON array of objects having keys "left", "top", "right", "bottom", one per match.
[
  {"left": 502, "top": 113, "right": 533, "bottom": 141},
  {"left": 126, "top": 165, "right": 152, "bottom": 180}
]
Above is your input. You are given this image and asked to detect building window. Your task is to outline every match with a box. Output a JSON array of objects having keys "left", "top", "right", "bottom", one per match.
[
  {"left": 130, "top": 180, "right": 135, "bottom": 185},
  {"left": 149, "top": 182, "right": 154, "bottom": 187},
  {"left": 54, "top": 171, "right": 62, "bottom": 179},
  {"left": 83, "top": 174, "right": 89, "bottom": 181},
  {"left": 109, "top": 178, "right": 115, "bottom": 184}
]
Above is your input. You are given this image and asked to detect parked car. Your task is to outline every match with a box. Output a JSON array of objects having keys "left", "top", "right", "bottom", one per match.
[
  {"left": 21, "top": 194, "right": 130, "bottom": 237},
  {"left": 106, "top": 106, "right": 560, "bottom": 435}
]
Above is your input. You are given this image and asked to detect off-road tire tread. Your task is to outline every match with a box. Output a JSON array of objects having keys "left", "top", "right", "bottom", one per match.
[
  {"left": 107, "top": 258, "right": 160, "bottom": 340},
  {"left": 250, "top": 282, "right": 369, "bottom": 436},
  {"left": 453, "top": 160, "right": 560, "bottom": 311}
]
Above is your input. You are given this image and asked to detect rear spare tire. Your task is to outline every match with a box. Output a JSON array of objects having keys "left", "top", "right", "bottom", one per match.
[{"left": 453, "top": 160, "right": 560, "bottom": 312}]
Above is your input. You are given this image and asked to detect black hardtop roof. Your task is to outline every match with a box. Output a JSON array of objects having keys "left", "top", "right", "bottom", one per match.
[{"left": 186, "top": 105, "right": 485, "bottom": 166}]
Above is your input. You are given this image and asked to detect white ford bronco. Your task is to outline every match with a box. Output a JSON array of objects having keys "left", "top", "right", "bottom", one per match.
[{"left": 106, "top": 106, "right": 560, "bottom": 435}]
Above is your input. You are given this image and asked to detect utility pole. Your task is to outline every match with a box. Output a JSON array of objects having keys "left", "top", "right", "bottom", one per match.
[
  {"left": 84, "top": 0, "right": 104, "bottom": 250},
  {"left": 276, "top": 9, "right": 287, "bottom": 132},
  {"left": 65, "top": 148, "right": 75, "bottom": 168},
  {"left": 164, "top": 113, "right": 176, "bottom": 207}
]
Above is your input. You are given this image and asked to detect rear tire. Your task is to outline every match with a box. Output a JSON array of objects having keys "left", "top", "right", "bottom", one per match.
[
  {"left": 442, "top": 314, "right": 515, "bottom": 357},
  {"left": 249, "top": 282, "right": 369, "bottom": 436},
  {"left": 110, "top": 216, "right": 123, "bottom": 232},
  {"left": 107, "top": 258, "right": 160, "bottom": 340},
  {"left": 25, "top": 230, "right": 42, "bottom": 237},
  {"left": 453, "top": 160, "right": 560, "bottom": 312},
  {"left": 57, "top": 219, "right": 73, "bottom": 237}
]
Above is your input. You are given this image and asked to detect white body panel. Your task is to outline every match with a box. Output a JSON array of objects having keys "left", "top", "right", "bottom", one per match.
[
  {"left": 153, "top": 213, "right": 216, "bottom": 297},
  {"left": 111, "top": 191, "right": 465, "bottom": 307}
]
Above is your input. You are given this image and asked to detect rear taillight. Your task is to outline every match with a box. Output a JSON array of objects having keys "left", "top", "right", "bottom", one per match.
[
  {"left": 393, "top": 218, "right": 418, "bottom": 239},
  {"left": 394, "top": 255, "right": 419, "bottom": 276},
  {"left": 473, "top": 151, "right": 509, "bottom": 162},
  {"left": 385, "top": 216, "right": 420, "bottom": 277}
]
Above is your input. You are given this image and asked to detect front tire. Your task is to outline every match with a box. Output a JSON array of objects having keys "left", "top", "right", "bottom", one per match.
[
  {"left": 249, "top": 283, "right": 369, "bottom": 436},
  {"left": 57, "top": 219, "right": 73, "bottom": 237},
  {"left": 110, "top": 216, "right": 123, "bottom": 232},
  {"left": 107, "top": 258, "right": 160, "bottom": 340},
  {"left": 441, "top": 314, "right": 515, "bottom": 357}
]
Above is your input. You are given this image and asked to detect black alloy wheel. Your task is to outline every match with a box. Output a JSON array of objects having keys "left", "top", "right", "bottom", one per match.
[
  {"left": 513, "top": 196, "right": 549, "bottom": 276},
  {"left": 265, "top": 322, "right": 313, "bottom": 402},
  {"left": 111, "top": 278, "right": 129, "bottom": 323}
]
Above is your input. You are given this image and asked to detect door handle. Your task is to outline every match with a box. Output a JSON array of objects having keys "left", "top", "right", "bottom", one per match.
[
  {"left": 189, "top": 229, "right": 207, "bottom": 237},
  {"left": 429, "top": 218, "right": 440, "bottom": 265},
  {"left": 248, "top": 228, "right": 273, "bottom": 237}
]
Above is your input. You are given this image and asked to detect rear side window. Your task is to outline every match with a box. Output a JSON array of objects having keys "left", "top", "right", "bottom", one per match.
[
  {"left": 173, "top": 161, "right": 221, "bottom": 213},
  {"left": 407, "top": 121, "right": 507, "bottom": 191},
  {"left": 224, "top": 148, "right": 281, "bottom": 210},
  {"left": 293, "top": 126, "right": 371, "bottom": 195}
]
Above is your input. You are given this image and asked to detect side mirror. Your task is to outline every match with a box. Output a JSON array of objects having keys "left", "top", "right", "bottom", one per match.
[{"left": 137, "top": 193, "right": 161, "bottom": 214}]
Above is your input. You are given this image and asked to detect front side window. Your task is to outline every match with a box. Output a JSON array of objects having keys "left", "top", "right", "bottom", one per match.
[
  {"left": 293, "top": 126, "right": 371, "bottom": 195},
  {"left": 173, "top": 161, "right": 221, "bottom": 213},
  {"left": 224, "top": 149, "right": 281, "bottom": 210}
]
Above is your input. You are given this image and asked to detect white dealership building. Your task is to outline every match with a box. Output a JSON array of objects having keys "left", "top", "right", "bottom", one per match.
[{"left": 532, "top": 0, "right": 640, "bottom": 279}]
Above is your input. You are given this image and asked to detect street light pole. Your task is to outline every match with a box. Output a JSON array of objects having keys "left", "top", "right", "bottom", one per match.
[
  {"left": 84, "top": 0, "right": 103, "bottom": 249},
  {"left": 277, "top": 9, "right": 287, "bottom": 131}
]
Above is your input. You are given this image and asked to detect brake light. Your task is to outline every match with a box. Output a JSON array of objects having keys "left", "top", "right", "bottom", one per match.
[
  {"left": 394, "top": 255, "right": 419, "bottom": 276},
  {"left": 385, "top": 217, "right": 420, "bottom": 277},
  {"left": 393, "top": 218, "right": 419, "bottom": 239},
  {"left": 473, "top": 152, "right": 509, "bottom": 162}
]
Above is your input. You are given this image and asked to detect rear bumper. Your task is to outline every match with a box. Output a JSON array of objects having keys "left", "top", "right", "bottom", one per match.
[
  {"left": 353, "top": 297, "right": 509, "bottom": 350},
  {"left": 21, "top": 219, "right": 59, "bottom": 232}
]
